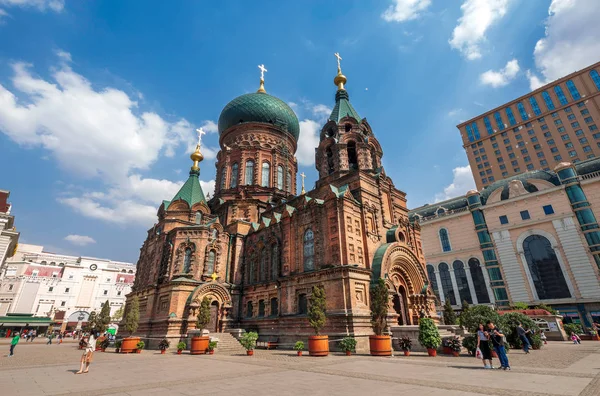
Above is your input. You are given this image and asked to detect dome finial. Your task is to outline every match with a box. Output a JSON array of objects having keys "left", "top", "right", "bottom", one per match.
[
  {"left": 257, "top": 64, "right": 267, "bottom": 93},
  {"left": 334, "top": 52, "right": 347, "bottom": 91},
  {"left": 190, "top": 128, "right": 205, "bottom": 172}
]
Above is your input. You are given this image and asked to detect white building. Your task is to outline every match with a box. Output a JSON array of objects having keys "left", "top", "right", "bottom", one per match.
[
  {"left": 0, "top": 244, "right": 135, "bottom": 331},
  {"left": 0, "top": 190, "right": 19, "bottom": 272}
]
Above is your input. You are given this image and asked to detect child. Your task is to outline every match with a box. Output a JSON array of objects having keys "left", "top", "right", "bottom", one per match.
[
  {"left": 540, "top": 330, "right": 547, "bottom": 345},
  {"left": 571, "top": 333, "right": 581, "bottom": 344}
]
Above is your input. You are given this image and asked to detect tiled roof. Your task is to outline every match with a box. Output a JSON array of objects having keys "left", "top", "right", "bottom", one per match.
[
  {"left": 168, "top": 170, "right": 206, "bottom": 209},
  {"left": 329, "top": 90, "right": 361, "bottom": 124}
]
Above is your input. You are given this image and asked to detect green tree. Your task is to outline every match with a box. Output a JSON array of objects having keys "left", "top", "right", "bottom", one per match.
[
  {"left": 124, "top": 296, "right": 140, "bottom": 336},
  {"left": 534, "top": 304, "right": 557, "bottom": 315},
  {"left": 458, "top": 300, "right": 470, "bottom": 328},
  {"left": 443, "top": 300, "right": 457, "bottom": 325},
  {"left": 458, "top": 304, "right": 501, "bottom": 332},
  {"left": 512, "top": 302, "right": 530, "bottom": 310},
  {"left": 370, "top": 278, "right": 389, "bottom": 336},
  {"left": 196, "top": 297, "right": 211, "bottom": 333},
  {"left": 112, "top": 305, "right": 124, "bottom": 321},
  {"left": 308, "top": 285, "right": 327, "bottom": 335},
  {"left": 95, "top": 300, "right": 111, "bottom": 334},
  {"left": 498, "top": 312, "right": 540, "bottom": 349},
  {"left": 84, "top": 311, "right": 97, "bottom": 333}
]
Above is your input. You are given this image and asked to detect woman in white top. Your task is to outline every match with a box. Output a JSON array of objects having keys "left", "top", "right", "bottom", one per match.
[
  {"left": 75, "top": 333, "right": 96, "bottom": 374},
  {"left": 476, "top": 323, "right": 494, "bottom": 369}
]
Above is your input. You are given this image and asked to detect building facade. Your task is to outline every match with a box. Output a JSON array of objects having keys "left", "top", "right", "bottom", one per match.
[
  {"left": 410, "top": 160, "right": 600, "bottom": 331},
  {"left": 0, "top": 190, "right": 19, "bottom": 273},
  {"left": 0, "top": 244, "right": 135, "bottom": 331},
  {"left": 127, "top": 63, "right": 437, "bottom": 349},
  {"left": 458, "top": 61, "right": 600, "bottom": 190}
]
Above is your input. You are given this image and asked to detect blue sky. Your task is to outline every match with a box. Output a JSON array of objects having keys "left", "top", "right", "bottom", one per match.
[{"left": 1, "top": 0, "right": 598, "bottom": 262}]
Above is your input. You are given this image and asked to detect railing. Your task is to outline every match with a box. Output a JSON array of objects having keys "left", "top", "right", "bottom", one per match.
[
  {"left": 420, "top": 206, "right": 469, "bottom": 222},
  {"left": 580, "top": 171, "right": 600, "bottom": 181}
]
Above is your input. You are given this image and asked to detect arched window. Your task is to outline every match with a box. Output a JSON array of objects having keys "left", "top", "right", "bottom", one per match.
[
  {"left": 286, "top": 171, "right": 292, "bottom": 193},
  {"left": 220, "top": 167, "right": 227, "bottom": 190},
  {"left": 426, "top": 264, "right": 440, "bottom": 300},
  {"left": 542, "top": 91, "right": 555, "bottom": 110},
  {"left": 326, "top": 146, "right": 335, "bottom": 174},
  {"left": 271, "top": 244, "right": 279, "bottom": 280},
  {"left": 439, "top": 228, "right": 451, "bottom": 252},
  {"left": 230, "top": 163, "right": 238, "bottom": 188},
  {"left": 246, "top": 301, "right": 253, "bottom": 318},
  {"left": 523, "top": 235, "right": 571, "bottom": 300},
  {"left": 347, "top": 141, "right": 358, "bottom": 170},
  {"left": 566, "top": 80, "right": 581, "bottom": 100},
  {"left": 303, "top": 229, "right": 315, "bottom": 271},
  {"left": 259, "top": 248, "right": 267, "bottom": 282},
  {"left": 248, "top": 255, "right": 255, "bottom": 284},
  {"left": 554, "top": 85, "right": 568, "bottom": 105},
  {"left": 195, "top": 211, "right": 202, "bottom": 224},
  {"left": 438, "top": 263, "right": 456, "bottom": 305},
  {"left": 211, "top": 229, "right": 218, "bottom": 240},
  {"left": 258, "top": 300, "right": 265, "bottom": 317},
  {"left": 244, "top": 160, "right": 254, "bottom": 185},
  {"left": 590, "top": 70, "right": 600, "bottom": 91},
  {"left": 453, "top": 260, "right": 473, "bottom": 304},
  {"left": 183, "top": 248, "right": 192, "bottom": 273},
  {"left": 261, "top": 162, "right": 270, "bottom": 187},
  {"left": 270, "top": 297, "right": 278, "bottom": 316},
  {"left": 298, "top": 294, "right": 308, "bottom": 314},
  {"left": 205, "top": 251, "right": 215, "bottom": 274},
  {"left": 277, "top": 165, "right": 284, "bottom": 190},
  {"left": 468, "top": 258, "right": 490, "bottom": 303}
]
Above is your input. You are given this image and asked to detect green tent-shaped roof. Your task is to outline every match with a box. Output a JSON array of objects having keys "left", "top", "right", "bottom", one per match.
[
  {"left": 168, "top": 169, "right": 206, "bottom": 209},
  {"left": 329, "top": 89, "right": 361, "bottom": 124}
]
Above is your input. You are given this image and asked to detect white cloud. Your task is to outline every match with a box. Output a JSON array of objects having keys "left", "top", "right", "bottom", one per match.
[
  {"left": 434, "top": 165, "right": 476, "bottom": 202},
  {"left": 527, "top": 0, "right": 600, "bottom": 90},
  {"left": 449, "top": 0, "right": 513, "bottom": 60},
  {"left": 311, "top": 104, "right": 331, "bottom": 120},
  {"left": 0, "top": 8, "right": 8, "bottom": 21},
  {"left": 447, "top": 108, "right": 463, "bottom": 117},
  {"left": 382, "top": 0, "right": 431, "bottom": 22},
  {"left": 0, "top": 52, "right": 214, "bottom": 227},
  {"left": 64, "top": 234, "right": 96, "bottom": 246},
  {"left": 0, "top": 0, "right": 64, "bottom": 11},
  {"left": 297, "top": 119, "right": 320, "bottom": 167},
  {"left": 480, "top": 59, "right": 520, "bottom": 87}
]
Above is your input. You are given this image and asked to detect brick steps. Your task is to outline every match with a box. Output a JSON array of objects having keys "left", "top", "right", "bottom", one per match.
[{"left": 209, "top": 332, "right": 246, "bottom": 355}]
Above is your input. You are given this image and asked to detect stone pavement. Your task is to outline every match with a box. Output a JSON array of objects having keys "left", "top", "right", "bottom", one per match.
[{"left": 1, "top": 341, "right": 599, "bottom": 395}]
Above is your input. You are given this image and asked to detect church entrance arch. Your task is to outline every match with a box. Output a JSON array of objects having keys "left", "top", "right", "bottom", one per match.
[
  {"left": 208, "top": 300, "right": 219, "bottom": 332},
  {"left": 186, "top": 283, "right": 232, "bottom": 333}
]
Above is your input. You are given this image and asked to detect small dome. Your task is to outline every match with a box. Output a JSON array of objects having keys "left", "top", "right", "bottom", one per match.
[{"left": 218, "top": 92, "right": 300, "bottom": 140}]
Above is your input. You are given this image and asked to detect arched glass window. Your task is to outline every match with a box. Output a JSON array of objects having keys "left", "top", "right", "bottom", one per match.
[
  {"left": 298, "top": 294, "right": 308, "bottom": 314},
  {"left": 195, "top": 211, "right": 202, "bottom": 224},
  {"left": 439, "top": 228, "right": 451, "bottom": 252},
  {"left": 468, "top": 258, "right": 490, "bottom": 303},
  {"left": 230, "top": 163, "right": 238, "bottom": 188},
  {"left": 303, "top": 229, "right": 315, "bottom": 271},
  {"left": 277, "top": 165, "right": 284, "bottom": 190},
  {"left": 244, "top": 160, "right": 254, "bottom": 185},
  {"left": 453, "top": 260, "right": 473, "bottom": 304},
  {"left": 566, "top": 80, "right": 581, "bottom": 100},
  {"left": 590, "top": 70, "right": 600, "bottom": 91},
  {"left": 259, "top": 248, "right": 267, "bottom": 282},
  {"left": 271, "top": 244, "right": 278, "bottom": 280},
  {"left": 246, "top": 301, "right": 253, "bottom": 318},
  {"left": 261, "top": 162, "right": 270, "bottom": 187},
  {"left": 426, "top": 264, "right": 440, "bottom": 300},
  {"left": 347, "top": 141, "right": 358, "bottom": 170},
  {"left": 205, "top": 251, "right": 215, "bottom": 274},
  {"left": 183, "top": 248, "right": 192, "bottom": 273},
  {"left": 211, "top": 229, "right": 218, "bottom": 240},
  {"left": 286, "top": 171, "right": 292, "bottom": 193},
  {"left": 542, "top": 91, "right": 555, "bottom": 110},
  {"left": 258, "top": 300, "right": 265, "bottom": 317},
  {"left": 220, "top": 167, "right": 227, "bottom": 190},
  {"left": 270, "top": 297, "right": 278, "bottom": 316},
  {"left": 554, "top": 85, "right": 568, "bottom": 105},
  {"left": 438, "top": 263, "right": 456, "bottom": 305},
  {"left": 523, "top": 235, "right": 571, "bottom": 300},
  {"left": 529, "top": 96, "right": 542, "bottom": 115}
]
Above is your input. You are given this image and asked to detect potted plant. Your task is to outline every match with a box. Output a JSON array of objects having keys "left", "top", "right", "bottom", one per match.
[
  {"left": 121, "top": 296, "right": 140, "bottom": 353},
  {"left": 369, "top": 278, "right": 392, "bottom": 356},
  {"left": 339, "top": 337, "right": 357, "bottom": 356},
  {"left": 136, "top": 340, "right": 145, "bottom": 354},
  {"left": 531, "top": 334, "right": 543, "bottom": 350},
  {"left": 115, "top": 340, "right": 122, "bottom": 353},
  {"left": 177, "top": 341, "right": 186, "bottom": 355},
  {"left": 418, "top": 318, "right": 441, "bottom": 357},
  {"left": 191, "top": 297, "right": 211, "bottom": 355},
  {"left": 158, "top": 338, "right": 170, "bottom": 354},
  {"left": 441, "top": 338, "right": 452, "bottom": 355},
  {"left": 100, "top": 337, "right": 110, "bottom": 352},
  {"left": 208, "top": 341, "right": 217, "bottom": 355},
  {"left": 308, "top": 285, "right": 329, "bottom": 357},
  {"left": 294, "top": 341, "right": 304, "bottom": 356},
  {"left": 95, "top": 336, "right": 105, "bottom": 351},
  {"left": 448, "top": 336, "right": 461, "bottom": 356},
  {"left": 398, "top": 337, "right": 412, "bottom": 356},
  {"left": 240, "top": 331, "right": 258, "bottom": 356}
]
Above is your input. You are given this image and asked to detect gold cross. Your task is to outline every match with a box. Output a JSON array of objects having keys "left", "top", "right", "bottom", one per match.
[
  {"left": 300, "top": 172, "right": 306, "bottom": 195},
  {"left": 211, "top": 272, "right": 218, "bottom": 282},
  {"left": 258, "top": 64, "right": 267, "bottom": 81},
  {"left": 334, "top": 52, "right": 342, "bottom": 71}
]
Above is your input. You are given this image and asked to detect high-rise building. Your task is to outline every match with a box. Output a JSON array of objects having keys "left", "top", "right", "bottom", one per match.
[
  {"left": 0, "top": 190, "right": 19, "bottom": 273},
  {"left": 458, "top": 61, "right": 600, "bottom": 190}
]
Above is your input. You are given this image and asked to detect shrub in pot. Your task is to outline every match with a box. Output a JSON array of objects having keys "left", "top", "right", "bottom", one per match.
[
  {"left": 177, "top": 341, "right": 186, "bottom": 355},
  {"left": 461, "top": 334, "right": 477, "bottom": 356},
  {"left": 294, "top": 341, "right": 304, "bottom": 356},
  {"left": 308, "top": 285, "right": 329, "bottom": 357},
  {"left": 191, "top": 297, "right": 211, "bottom": 355},
  {"left": 136, "top": 340, "right": 145, "bottom": 354},
  {"left": 339, "top": 337, "right": 357, "bottom": 356},
  {"left": 441, "top": 338, "right": 451, "bottom": 355},
  {"left": 531, "top": 334, "right": 543, "bottom": 350},
  {"left": 240, "top": 331, "right": 258, "bottom": 356},
  {"left": 121, "top": 296, "right": 141, "bottom": 353},
  {"left": 158, "top": 338, "right": 170, "bottom": 354},
  {"left": 114, "top": 340, "right": 122, "bottom": 353},
  {"left": 369, "top": 278, "right": 392, "bottom": 356},
  {"left": 398, "top": 337, "right": 412, "bottom": 356},
  {"left": 418, "top": 318, "right": 441, "bottom": 357},
  {"left": 208, "top": 341, "right": 217, "bottom": 355},
  {"left": 448, "top": 336, "right": 461, "bottom": 356}
]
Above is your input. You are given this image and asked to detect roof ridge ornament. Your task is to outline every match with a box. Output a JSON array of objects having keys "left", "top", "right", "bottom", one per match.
[
  {"left": 334, "top": 52, "right": 347, "bottom": 91},
  {"left": 257, "top": 64, "right": 267, "bottom": 93}
]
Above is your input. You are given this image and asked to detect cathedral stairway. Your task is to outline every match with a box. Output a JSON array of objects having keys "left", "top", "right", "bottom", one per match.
[{"left": 210, "top": 332, "right": 246, "bottom": 355}]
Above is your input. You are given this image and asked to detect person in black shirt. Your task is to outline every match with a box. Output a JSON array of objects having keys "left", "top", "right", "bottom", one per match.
[
  {"left": 517, "top": 323, "right": 531, "bottom": 353},
  {"left": 487, "top": 320, "right": 510, "bottom": 370}
]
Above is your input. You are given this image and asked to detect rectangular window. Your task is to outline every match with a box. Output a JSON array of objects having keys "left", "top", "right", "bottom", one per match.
[
  {"left": 554, "top": 85, "right": 568, "bottom": 105},
  {"left": 49, "top": 286, "right": 54, "bottom": 292},
  {"left": 491, "top": 136, "right": 496, "bottom": 141},
  {"left": 502, "top": 171, "right": 508, "bottom": 177},
  {"left": 494, "top": 149, "right": 501, "bottom": 155},
  {"left": 497, "top": 157, "right": 504, "bottom": 163},
  {"left": 501, "top": 131, "right": 508, "bottom": 137},
  {"left": 514, "top": 167, "right": 520, "bottom": 172},
  {"left": 577, "top": 101, "right": 586, "bottom": 108},
  {"left": 554, "top": 119, "right": 563, "bottom": 125},
  {"left": 484, "top": 116, "right": 494, "bottom": 135},
  {"left": 531, "top": 137, "right": 538, "bottom": 142},
  {"left": 512, "top": 127, "right": 519, "bottom": 133},
  {"left": 569, "top": 150, "right": 577, "bottom": 157},
  {"left": 503, "top": 138, "right": 510, "bottom": 144},
  {"left": 506, "top": 146, "right": 513, "bottom": 152},
  {"left": 547, "top": 139, "right": 555, "bottom": 145},
  {"left": 479, "top": 171, "right": 485, "bottom": 176},
  {"left": 527, "top": 163, "right": 534, "bottom": 170},
  {"left": 517, "top": 102, "right": 529, "bottom": 121},
  {"left": 494, "top": 112, "right": 505, "bottom": 130},
  {"left": 581, "top": 109, "right": 590, "bottom": 116},
  {"left": 483, "top": 162, "right": 489, "bottom": 167},
  {"left": 482, "top": 178, "right": 488, "bottom": 184},
  {"left": 540, "top": 160, "right": 548, "bottom": 166},
  {"left": 537, "top": 151, "right": 544, "bottom": 158},
  {"left": 529, "top": 97, "right": 542, "bottom": 115},
  {"left": 61, "top": 301, "right": 66, "bottom": 307},
  {"left": 511, "top": 160, "right": 518, "bottom": 166},
  {"left": 103, "top": 290, "right": 108, "bottom": 295},
  {"left": 516, "top": 134, "right": 522, "bottom": 140},
  {"left": 481, "top": 154, "right": 488, "bottom": 160},
  {"left": 524, "top": 156, "right": 531, "bottom": 162},
  {"left": 554, "top": 155, "right": 562, "bottom": 161},
  {"left": 527, "top": 129, "right": 535, "bottom": 135},
  {"left": 564, "top": 106, "right": 572, "bottom": 113},
  {"left": 562, "top": 134, "right": 570, "bottom": 141},
  {"left": 499, "top": 215, "right": 508, "bottom": 225},
  {"left": 486, "top": 169, "right": 492, "bottom": 175},
  {"left": 541, "top": 125, "right": 549, "bottom": 131},
  {"left": 520, "top": 210, "right": 531, "bottom": 220},
  {"left": 506, "top": 107, "right": 517, "bottom": 125},
  {"left": 551, "top": 112, "right": 559, "bottom": 118},
  {"left": 466, "top": 125, "right": 475, "bottom": 142},
  {"left": 590, "top": 125, "right": 598, "bottom": 131},
  {"left": 543, "top": 205, "right": 555, "bottom": 215},
  {"left": 551, "top": 147, "right": 559, "bottom": 153},
  {"left": 565, "top": 142, "right": 574, "bottom": 148},
  {"left": 579, "top": 137, "right": 588, "bottom": 144},
  {"left": 509, "top": 153, "right": 516, "bottom": 159},
  {"left": 538, "top": 117, "right": 545, "bottom": 122},
  {"left": 572, "top": 122, "right": 580, "bottom": 128},
  {"left": 585, "top": 117, "right": 594, "bottom": 124},
  {"left": 575, "top": 129, "right": 584, "bottom": 136},
  {"left": 117, "top": 291, "right": 122, "bottom": 296},
  {"left": 499, "top": 164, "right": 506, "bottom": 170},
  {"left": 492, "top": 143, "right": 498, "bottom": 149},
  {"left": 477, "top": 164, "right": 483, "bottom": 169},
  {"left": 521, "top": 148, "right": 528, "bottom": 154},
  {"left": 534, "top": 144, "right": 541, "bottom": 150},
  {"left": 567, "top": 114, "right": 576, "bottom": 120},
  {"left": 65, "top": 288, "right": 70, "bottom": 293},
  {"left": 489, "top": 176, "right": 495, "bottom": 182},
  {"left": 476, "top": 157, "right": 481, "bottom": 162},
  {"left": 588, "top": 154, "right": 596, "bottom": 159},
  {"left": 558, "top": 127, "right": 565, "bottom": 133},
  {"left": 584, "top": 146, "right": 592, "bottom": 153}
]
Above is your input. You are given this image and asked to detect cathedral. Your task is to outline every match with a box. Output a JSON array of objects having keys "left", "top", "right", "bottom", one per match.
[{"left": 126, "top": 57, "right": 436, "bottom": 349}]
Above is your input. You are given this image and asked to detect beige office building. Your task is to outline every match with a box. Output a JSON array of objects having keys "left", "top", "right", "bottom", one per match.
[{"left": 458, "top": 61, "right": 600, "bottom": 190}]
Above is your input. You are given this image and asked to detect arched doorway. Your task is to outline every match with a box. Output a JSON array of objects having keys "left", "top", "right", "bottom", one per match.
[
  {"left": 523, "top": 234, "right": 571, "bottom": 300},
  {"left": 392, "top": 285, "right": 409, "bottom": 325},
  {"left": 208, "top": 300, "right": 219, "bottom": 333}
]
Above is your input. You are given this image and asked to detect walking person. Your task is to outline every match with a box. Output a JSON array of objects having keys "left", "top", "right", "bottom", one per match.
[
  {"left": 31, "top": 330, "right": 37, "bottom": 342},
  {"left": 477, "top": 323, "right": 494, "bottom": 369},
  {"left": 517, "top": 323, "right": 531, "bottom": 354},
  {"left": 46, "top": 332, "right": 53, "bottom": 345},
  {"left": 487, "top": 321, "right": 511, "bottom": 370},
  {"left": 27, "top": 329, "right": 33, "bottom": 342},
  {"left": 540, "top": 330, "right": 547, "bottom": 345},
  {"left": 8, "top": 331, "right": 20, "bottom": 357},
  {"left": 75, "top": 333, "right": 96, "bottom": 374}
]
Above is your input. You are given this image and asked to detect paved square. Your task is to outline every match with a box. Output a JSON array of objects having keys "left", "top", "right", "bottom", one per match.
[{"left": 1, "top": 339, "right": 600, "bottom": 395}]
